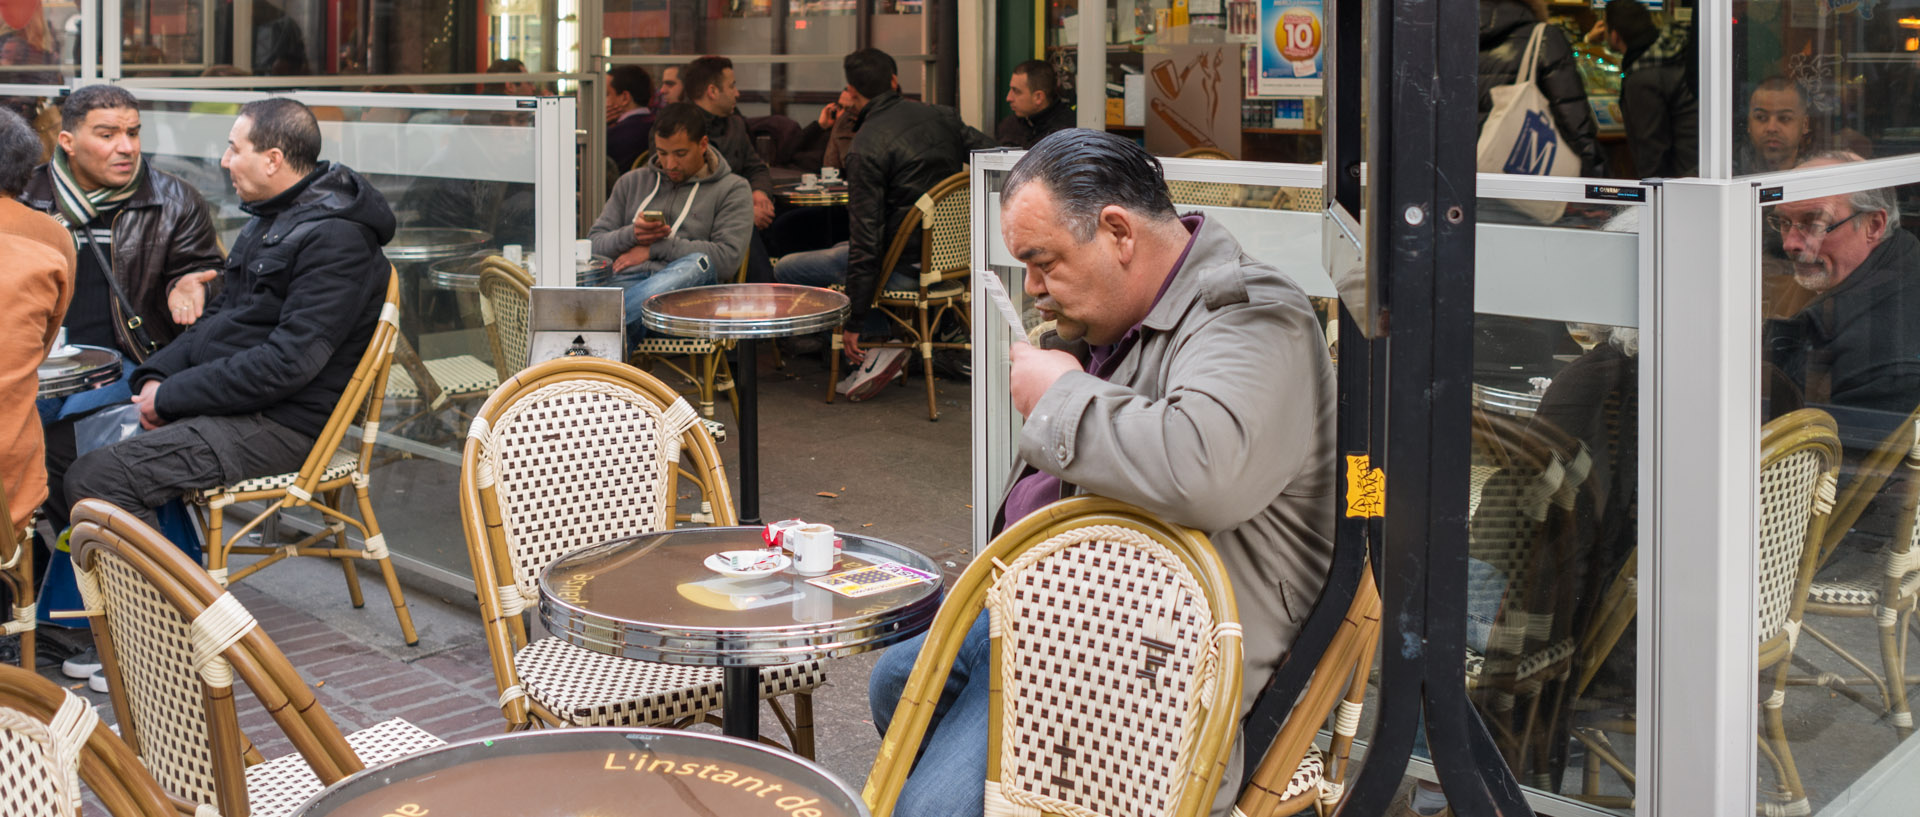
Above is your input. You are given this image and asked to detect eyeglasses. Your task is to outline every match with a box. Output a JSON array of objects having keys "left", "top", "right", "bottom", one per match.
[{"left": 1765, "top": 210, "right": 1865, "bottom": 239}]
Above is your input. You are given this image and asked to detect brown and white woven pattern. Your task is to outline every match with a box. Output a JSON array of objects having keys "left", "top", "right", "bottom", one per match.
[
  {"left": 202, "top": 450, "right": 358, "bottom": 497},
  {"left": 516, "top": 638, "right": 825, "bottom": 727},
  {"left": 916, "top": 182, "right": 971, "bottom": 274},
  {"left": 1808, "top": 549, "right": 1920, "bottom": 606},
  {"left": 1167, "top": 180, "right": 1240, "bottom": 208},
  {"left": 880, "top": 280, "right": 967, "bottom": 303},
  {"left": 1757, "top": 449, "right": 1829, "bottom": 645},
  {"left": 87, "top": 555, "right": 222, "bottom": 806},
  {"left": 386, "top": 354, "right": 499, "bottom": 400},
  {"left": 479, "top": 265, "right": 534, "bottom": 378},
  {"left": 0, "top": 690, "right": 96, "bottom": 817},
  {"left": 635, "top": 338, "right": 721, "bottom": 357},
  {"left": 472, "top": 379, "right": 701, "bottom": 604},
  {"left": 985, "top": 524, "right": 1234, "bottom": 817},
  {"left": 240, "top": 718, "right": 443, "bottom": 817}
]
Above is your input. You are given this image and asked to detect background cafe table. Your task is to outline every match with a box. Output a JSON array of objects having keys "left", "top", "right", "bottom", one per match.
[
  {"left": 294, "top": 727, "right": 870, "bottom": 817},
  {"left": 38, "top": 344, "right": 123, "bottom": 399},
  {"left": 643, "top": 284, "right": 850, "bottom": 525},
  {"left": 772, "top": 179, "right": 850, "bottom": 207},
  {"left": 540, "top": 526, "right": 944, "bottom": 742}
]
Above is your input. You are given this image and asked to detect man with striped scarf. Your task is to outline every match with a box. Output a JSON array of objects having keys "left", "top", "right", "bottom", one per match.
[{"left": 22, "top": 83, "right": 224, "bottom": 537}]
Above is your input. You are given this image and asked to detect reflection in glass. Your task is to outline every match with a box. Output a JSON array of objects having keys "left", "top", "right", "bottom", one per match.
[
  {"left": 1759, "top": 171, "right": 1920, "bottom": 814},
  {"left": 1733, "top": 0, "right": 1920, "bottom": 172}
]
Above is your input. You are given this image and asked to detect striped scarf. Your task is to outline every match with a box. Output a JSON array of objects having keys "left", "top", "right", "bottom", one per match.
[{"left": 47, "top": 148, "right": 142, "bottom": 243}]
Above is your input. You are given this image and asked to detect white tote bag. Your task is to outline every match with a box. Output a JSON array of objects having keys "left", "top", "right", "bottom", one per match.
[{"left": 1476, "top": 23, "right": 1579, "bottom": 222}]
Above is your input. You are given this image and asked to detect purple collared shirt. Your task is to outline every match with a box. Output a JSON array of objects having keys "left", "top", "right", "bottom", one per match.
[{"left": 998, "top": 213, "right": 1206, "bottom": 532}]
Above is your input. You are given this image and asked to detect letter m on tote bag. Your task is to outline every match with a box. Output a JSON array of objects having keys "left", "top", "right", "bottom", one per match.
[{"left": 1475, "top": 24, "right": 1579, "bottom": 221}]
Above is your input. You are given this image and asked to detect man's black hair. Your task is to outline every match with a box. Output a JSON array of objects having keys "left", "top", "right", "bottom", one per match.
[
  {"left": 844, "top": 48, "right": 896, "bottom": 100},
  {"left": 1013, "top": 59, "right": 1058, "bottom": 104},
  {"left": 0, "top": 107, "right": 41, "bottom": 196},
  {"left": 1003, "top": 129, "right": 1177, "bottom": 242},
  {"left": 682, "top": 56, "right": 734, "bottom": 103},
  {"left": 61, "top": 84, "right": 139, "bottom": 133},
  {"left": 486, "top": 58, "right": 527, "bottom": 74},
  {"left": 1604, "top": 0, "right": 1658, "bottom": 52},
  {"left": 653, "top": 102, "right": 708, "bottom": 143},
  {"left": 236, "top": 97, "right": 321, "bottom": 175},
  {"left": 609, "top": 65, "right": 654, "bottom": 103}
]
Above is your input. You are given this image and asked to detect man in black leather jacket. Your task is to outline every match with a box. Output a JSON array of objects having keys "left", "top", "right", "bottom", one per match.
[
  {"left": 65, "top": 98, "right": 392, "bottom": 531},
  {"left": 23, "top": 84, "right": 224, "bottom": 532},
  {"left": 774, "top": 48, "right": 993, "bottom": 368},
  {"left": 996, "top": 59, "right": 1076, "bottom": 150},
  {"left": 1478, "top": 0, "right": 1607, "bottom": 178}
]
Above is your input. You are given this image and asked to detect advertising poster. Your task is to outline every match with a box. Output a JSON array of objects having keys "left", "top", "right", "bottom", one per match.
[
  {"left": 1258, "top": 0, "right": 1325, "bottom": 97},
  {"left": 1145, "top": 43, "right": 1243, "bottom": 158}
]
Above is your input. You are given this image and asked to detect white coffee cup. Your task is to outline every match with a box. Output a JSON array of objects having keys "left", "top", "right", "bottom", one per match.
[
  {"left": 800, "top": 173, "right": 819, "bottom": 188},
  {"left": 502, "top": 244, "right": 524, "bottom": 265},
  {"left": 791, "top": 523, "right": 836, "bottom": 575},
  {"left": 819, "top": 167, "right": 841, "bottom": 182},
  {"left": 573, "top": 238, "right": 594, "bottom": 263}
]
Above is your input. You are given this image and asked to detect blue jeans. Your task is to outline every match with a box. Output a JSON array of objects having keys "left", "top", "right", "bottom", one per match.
[
  {"left": 773, "top": 242, "right": 918, "bottom": 336},
  {"left": 869, "top": 612, "right": 992, "bottom": 817},
  {"left": 614, "top": 252, "right": 716, "bottom": 340}
]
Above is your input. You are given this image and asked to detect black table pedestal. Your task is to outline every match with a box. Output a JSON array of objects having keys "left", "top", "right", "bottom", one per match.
[
  {"left": 736, "top": 337, "right": 761, "bottom": 525},
  {"left": 723, "top": 665, "right": 762, "bottom": 741}
]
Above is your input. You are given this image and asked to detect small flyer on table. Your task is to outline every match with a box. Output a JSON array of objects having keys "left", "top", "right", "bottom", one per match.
[
  {"left": 806, "top": 562, "right": 938, "bottom": 598},
  {"left": 1258, "top": 0, "right": 1324, "bottom": 98}
]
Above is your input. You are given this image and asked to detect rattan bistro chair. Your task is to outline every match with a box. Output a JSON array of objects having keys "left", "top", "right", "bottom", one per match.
[
  {"left": 1754, "top": 409, "right": 1843, "bottom": 817},
  {"left": 1794, "top": 403, "right": 1920, "bottom": 736},
  {"left": 1464, "top": 410, "right": 1595, "bottom": 787},
  {"left": 1, "top": 479, "right": 36, "bottom": 670},
  {"left": 477, "top": 255, "right": 535, "bottom": 382},
  {"left": 67, "top": 500, "right": 444, "bottom": 817},
  {"left": 0, "top": 663, "right": 175, "bottom": 817},
  {"left": 1235, "top": 563, "right": 1382, "bottom": 817},
  {"left": 864, "top": 495, "right": 1243, "bottom": 817},
  {"left": 827, "top": 170, "right": 972, "bottom": 421},
  {"left": 459, "top": 356, "right": 823, "bottom": 749},
  {"left": 191, "top": 270, "right": 421, "bottom": 647}
]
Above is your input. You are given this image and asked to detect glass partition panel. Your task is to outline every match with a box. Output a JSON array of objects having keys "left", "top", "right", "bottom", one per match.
[
  {"left": 0, "top": 0, "right": 79, "bottom": 95},
  {"left": 123, "top": 88, "right": 559, "bottom": 584},
  {"left": 1754, "top": 162, "right": 1920, "bottom": 816},
  {"left": 972, "top": 155, "right": 1647, "bottom": 816},
  {"left": 1732, "top": 0, "right": 1920, "bottom": 173}
]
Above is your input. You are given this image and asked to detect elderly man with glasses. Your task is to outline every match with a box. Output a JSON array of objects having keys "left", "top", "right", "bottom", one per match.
[{"left": 1765, "top": 151, "right": 1920, "bottom": 418}]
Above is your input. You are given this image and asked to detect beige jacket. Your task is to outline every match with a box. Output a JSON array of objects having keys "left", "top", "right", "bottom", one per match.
[
  {"left": 0, "top": 198, "right": 76, "bottom": 528},
  {"left": 1009, "top": 215, "right": 1338, "bottom": 812}
]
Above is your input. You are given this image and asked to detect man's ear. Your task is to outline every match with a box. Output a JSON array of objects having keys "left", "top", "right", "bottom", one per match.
[
  {"left": 1100, "top": 204, "right": 1136, "bottom": 263},
  {"left": 56, "top": 130, "right": 73, "bottom": 155}
]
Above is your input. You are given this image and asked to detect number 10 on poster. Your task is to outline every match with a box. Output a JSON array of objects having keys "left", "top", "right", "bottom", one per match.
[{"left": 1258, "top": 0, "right": 1324, "bottom": 97}]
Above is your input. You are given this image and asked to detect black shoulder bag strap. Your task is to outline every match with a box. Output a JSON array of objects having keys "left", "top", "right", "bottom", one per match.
[{"left": 77, "top": 224, "right": 159, "bottom": 363}]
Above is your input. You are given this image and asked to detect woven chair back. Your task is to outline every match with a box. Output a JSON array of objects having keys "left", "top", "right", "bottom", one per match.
[
  {"left": 1756, "top": 409, "right": 1842, "bottom": 651},
  {"left": 918, "top": 171, "right": 971, "bottom": 277},
  {"left": 67, "top": 500, "right": 363, "bottom": 814},
  {"left": 0, "top": 663, "right": 174, "bottom": 817},
  {"left": 864, "top": 495, "right": 1241, "bottom": 817},
  {"left": 462, "top": 356, "right": 734, "bottom": 623},
  {"left": 1817, "top": 401, "right": 1920, "bottom": 562},
  {"left": 1468, "top": 410, "right": 1592, "bottom": 666},
  {"left": 478, "top": 257, "right": 535, "bottom": 382},
  {"left": 291, "top": 269, "right": 401, "bottom": 499}
]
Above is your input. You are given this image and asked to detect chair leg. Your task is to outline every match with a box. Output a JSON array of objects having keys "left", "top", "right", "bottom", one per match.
[
  {"left": 1886, "top": 604, "right": 1915, "bottom": 736},
  {"left": 792, "top": 692, "right": 815, "bottom": 759},
  {"left": 695, "top": 351, "right": 717, "bottom": 418},
  {"left": 334, "top": 490, "right": 367, "bottom": 609},
  {"left": 917, "top": 306, "right": 938, "bottom": 421},
  {"left": 203, "top": 504, "right": 231, "bottom": 586},
  {"left": 826, "top": 329, "right": 843, "bottom": 404},
  {"left": 354, "top": 486, "right": 420, "bottom": 647},
  {"left": 1762, "top": 668, "right": 1810, "bottom": 816}
]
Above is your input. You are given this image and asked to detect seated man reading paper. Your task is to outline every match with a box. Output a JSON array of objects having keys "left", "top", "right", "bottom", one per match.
[{"left": 866, "top": 130, "right": 1338, "bottom": 817}]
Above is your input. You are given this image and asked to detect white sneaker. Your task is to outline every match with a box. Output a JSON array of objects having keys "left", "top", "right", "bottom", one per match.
[
  {"left": 88, "top": 670, "right": 108, "bottom": 694},
  {"left": 845, "top": 348, "right": 910, "bottom": 402}
]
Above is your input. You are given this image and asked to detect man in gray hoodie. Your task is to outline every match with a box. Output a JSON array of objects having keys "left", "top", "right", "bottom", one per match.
[{"left": 588, "top": 102, "right": 753, "bottom": 339}]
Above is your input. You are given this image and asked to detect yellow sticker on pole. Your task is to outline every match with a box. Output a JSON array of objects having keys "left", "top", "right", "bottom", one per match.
[{"left": 1345, "top": 454, "right": 1385, "bottom": 518}]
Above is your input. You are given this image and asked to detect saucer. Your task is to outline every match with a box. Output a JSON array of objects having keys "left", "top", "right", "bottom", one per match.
[
  {"left": 704, "top": 551, "right": 791, "bottom": 579},
  {"left": 44, "top": 345, "right": 82, "bottom": 363}
]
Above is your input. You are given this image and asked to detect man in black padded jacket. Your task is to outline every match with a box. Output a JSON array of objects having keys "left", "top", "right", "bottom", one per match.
[
  {"left": 774, "top": 48, "right": 994, "bottom": 396},
  {"left": 1478, "top": 0, "right": 1608, "bottom": 178},
  {"left": 65, "top": 98, "right": 392, "bottom": 530}
]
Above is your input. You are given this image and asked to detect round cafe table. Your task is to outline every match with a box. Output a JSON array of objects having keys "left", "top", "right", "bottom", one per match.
[
  {"left": 540, "top": 526, "right": 943, "bottom": 742},
  {"left": 293, "top": 727, "right": 869, "bottom": 817},
  {"left": 642, "top": 284, "right": 849, "bottom": 525},
  {"left": 38, "top": 345, "right": 123, "bottom": 399},
  {"left": 772, "top": 180, "right": 850, "bottom": 207}
]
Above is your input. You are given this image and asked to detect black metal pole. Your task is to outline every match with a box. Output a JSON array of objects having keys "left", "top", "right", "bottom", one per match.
[
  {"left": 737, "top": 337, "right": 761, "bottom": 525},
  {"left": 723, "top": 665, "right": 761, "bottom": 740}
]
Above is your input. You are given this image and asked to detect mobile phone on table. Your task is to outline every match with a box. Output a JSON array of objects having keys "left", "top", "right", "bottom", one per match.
[{"left": 640, "top": 210, "right": 665, "bottom": 223}]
